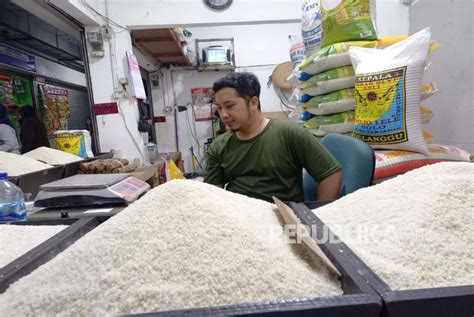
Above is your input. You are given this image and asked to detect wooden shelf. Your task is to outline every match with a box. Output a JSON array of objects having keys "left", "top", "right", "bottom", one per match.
[{"left": 132, "top": 29, "right": 191, "bottom": 66}]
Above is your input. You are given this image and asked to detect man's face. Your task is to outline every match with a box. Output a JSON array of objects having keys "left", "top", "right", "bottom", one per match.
[{"left": 214, "top": 87, "right": 258, "bottom": 132}]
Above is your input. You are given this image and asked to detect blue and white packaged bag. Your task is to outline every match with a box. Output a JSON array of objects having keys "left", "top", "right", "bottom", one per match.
[{"left": 302, "top": 0, "right": 322, "bottom": 57}]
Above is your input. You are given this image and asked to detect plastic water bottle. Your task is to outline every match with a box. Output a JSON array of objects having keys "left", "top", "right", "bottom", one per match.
[{"left": 0, "top": 172, "right": 27, "bottom": 222}]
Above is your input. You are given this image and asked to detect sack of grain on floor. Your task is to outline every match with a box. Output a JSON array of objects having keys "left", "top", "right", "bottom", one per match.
[
  {"left": 0, "top": 180, "right": 342, "bottom": 316},
  {"left": 315, "top": 162, "right": 474, "bottom": 290}
]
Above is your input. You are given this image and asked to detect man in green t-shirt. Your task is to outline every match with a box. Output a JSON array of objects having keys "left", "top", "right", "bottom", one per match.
[{"left": 204, "top": 72, "right": 342, "bottom": 203}]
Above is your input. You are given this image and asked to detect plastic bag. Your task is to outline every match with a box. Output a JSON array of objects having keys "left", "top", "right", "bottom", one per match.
[
  {"left": 299, "top": 66, "right": 355, "bottom": 96},
  {"left": 303, "top": 110, "right": 355, "bottom": 136},
  {"left": 302, "top": 0, "right": 322, "bottom": 56},
  {"left": 303, "top": 88, "right": 355, "bottom": 115},
  {"left": 320, "top": 0, "right": 377, "bottom": 48},
  {"left": 289, "top": 35, "right": 307, "bottom": 69},
  {"left": 349, "top": 28, "right": 431, "bottom": 154},
  {"left": 159, "top": 153, "right": 185, "bottom": 184},
  {"left": 300, "top": 36, "right": 440, "bottom": 76},
  {"left": 299, "top": 40, "right": 373, "bottom": 75}
]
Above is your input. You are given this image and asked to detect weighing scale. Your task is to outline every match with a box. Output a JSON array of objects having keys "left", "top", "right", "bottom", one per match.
[{"left": 34, "top": 174, "right": 150, "bottom": 208}]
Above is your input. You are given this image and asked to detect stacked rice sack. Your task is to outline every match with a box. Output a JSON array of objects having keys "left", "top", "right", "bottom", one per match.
[
  {"left": 295, "top": 0, "right": 443, "bottom": 143},
  {"left": 295, "top": 0, "right": 380, "bottom": 136}
]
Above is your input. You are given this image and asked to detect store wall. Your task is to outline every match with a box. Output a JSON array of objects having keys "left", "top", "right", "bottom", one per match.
[
  {"left": 409, "top": 0, "right": 473, "bottom": 152},
  {"left": 86, "top": 0, "right": 301, "bottom": 28},
  {"left": 85, "top": 25, "right": 146, "bottom": 163}
]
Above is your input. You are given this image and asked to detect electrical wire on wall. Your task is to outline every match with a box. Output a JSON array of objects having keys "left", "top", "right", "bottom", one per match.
[
  {"left": 170, "top": 69, "right": 209, "bottom": 173},
  {"left": 79, "top": 0, "right": 127, "bottom": 31},
  {"left": 80, "top": 0, "right": 146, "bottom": 163},
  {"left": 158, "top": 67, "right": 212, "bottom": 174}
]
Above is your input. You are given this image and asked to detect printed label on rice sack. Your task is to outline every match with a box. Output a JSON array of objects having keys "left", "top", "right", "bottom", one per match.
[
  {"left": 302, "top": 0, "right": 322, "bottom": 56},
  {"left": 353, "top": 66, "right": 408, "bottom": 144},
  {"left": 321, "top": 0, "right": 377, "bottom": 47},
  {"left": 55, "top": 133, "right": 86, "bottom": 157}
]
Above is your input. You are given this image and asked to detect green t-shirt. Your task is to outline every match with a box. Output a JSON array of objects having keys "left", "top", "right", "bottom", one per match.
[{"left": 204, "top": 119, "right": 341, "bottom": 202}]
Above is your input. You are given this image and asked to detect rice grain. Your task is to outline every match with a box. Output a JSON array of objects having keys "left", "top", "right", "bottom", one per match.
[{"left": 0, "top": 180, "right": 341, "bottom": 316}]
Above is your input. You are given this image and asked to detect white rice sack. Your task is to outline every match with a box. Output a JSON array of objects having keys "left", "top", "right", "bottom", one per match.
[
  {"left": 300, "top": 37, "right": 439, "bottom": 77},
  {"left": 303, "top": 110, "right": 355, "bottom": 136},
  {"left": 315, "top": 162, "right": 474, "bottom": 290},
  {"left": 0, "top": 180, "right": 341, "bottom": 316},
  {"left": 303, "top": 88, "right": 356, "bottom": 115},
  {"left": 349, "top": 28, "right": 431, "bottom": 154},
  {"left": 301, "top": 0, "right": 322, "bottom": 57},
  {"left": 320, "top": 0, "right": 377, "bottom": 47},
  {"left": 0, "top": 152, "right": 52, "bottom": 177},
  {"left": 0, "top": 225, "right": 67, "bottom": 268},
  {"left": 289, "top": 35, "right": 306, "bottom": 69},
  {"left": 299, "top": 41, "right": 372, "bottom": 75},
  {"left": 53, "top": 130, "right": 94, "bottom": 158},
  {"left": 299, "top": 66, "right": 355, "bottom": 97},
  {"left": 23, "top": 146, "right": 83, "bottom": 165}
]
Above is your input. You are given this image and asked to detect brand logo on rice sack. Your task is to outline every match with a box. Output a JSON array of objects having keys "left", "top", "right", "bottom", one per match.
[
  {"left": 55, "top": 133, "right": 83, "bottom": 156},
  {"left": 353, "top": 66, "right": 408, "bottom": 145}
]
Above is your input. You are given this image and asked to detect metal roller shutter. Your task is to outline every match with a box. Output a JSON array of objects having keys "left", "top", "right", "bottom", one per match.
[{"left": 65, "top": 87, "right": 90, "bottom": 130}]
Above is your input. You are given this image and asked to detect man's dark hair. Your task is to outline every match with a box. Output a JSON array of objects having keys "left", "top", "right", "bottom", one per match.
[{"left": 212, "top": 72, "right": 261, "bottom": 111}]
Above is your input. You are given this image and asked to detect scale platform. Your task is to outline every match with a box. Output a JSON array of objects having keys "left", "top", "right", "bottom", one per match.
[{"left": 34, "top": 174, "right": 150, "bottom": 209}]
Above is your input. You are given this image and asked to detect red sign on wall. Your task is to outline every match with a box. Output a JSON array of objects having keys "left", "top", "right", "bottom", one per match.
[{"left": 92, "top": 102, "right": 119, "bottom": 115}]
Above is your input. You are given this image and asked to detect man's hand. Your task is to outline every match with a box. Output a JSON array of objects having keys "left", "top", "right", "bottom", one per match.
[{"left": 317, "top": 170, "right": 342, "bottom": 201}]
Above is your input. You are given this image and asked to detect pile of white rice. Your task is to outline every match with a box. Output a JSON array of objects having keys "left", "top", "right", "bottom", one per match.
[
  {"left": 0, "top": 180, "right": 341, "bottom": 316},
  {"left": 0, "top": 225, "right": 67, "bottom": 267},
  {"left": 315, "top": 162, "right": 474, "bottom": 291},
  {"left": 0, "top": 152, "right": 52, "bottom": 177},
  {"left": 23, "top": 146, "right": 82, "bottom": 165}
]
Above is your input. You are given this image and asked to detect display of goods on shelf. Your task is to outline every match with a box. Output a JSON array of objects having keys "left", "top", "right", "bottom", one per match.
[
  {"left": 39, "top": 85, "right": 70, "bottom": 134},
  {"left": 0, "top": 74, "right": 14, "bottom": 107}
]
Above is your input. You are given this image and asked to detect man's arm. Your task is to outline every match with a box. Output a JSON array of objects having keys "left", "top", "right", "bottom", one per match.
[
  {"left": 317, "top": 170, "right": 342, "bottom": 200},
  {"left": 203, "top": 142, "right": 226, "bottom": 188}
]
